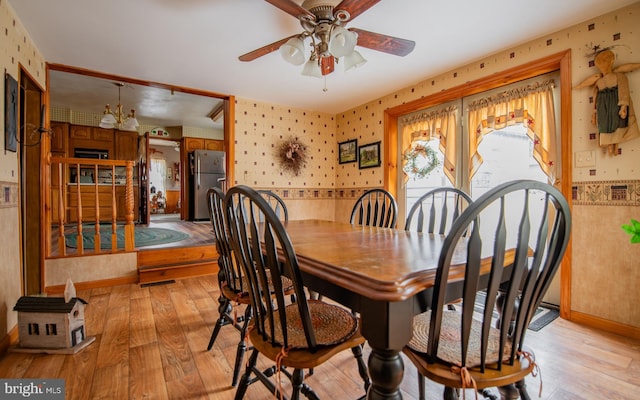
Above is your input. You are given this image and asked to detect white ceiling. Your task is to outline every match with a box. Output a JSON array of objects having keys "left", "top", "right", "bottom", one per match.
[{"left": 9, "top": 0, "right": 638, "bottom": 119}]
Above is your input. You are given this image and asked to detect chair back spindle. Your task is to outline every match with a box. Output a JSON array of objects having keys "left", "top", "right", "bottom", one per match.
[
  {"left": 405, "top": 187, "right": 472, "bottom": 235},
  {"left": 350, "top": 188, "right": 398, "bottom": 228}
]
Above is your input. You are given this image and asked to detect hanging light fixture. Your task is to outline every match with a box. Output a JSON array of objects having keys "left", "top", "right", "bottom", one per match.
[
  {"left": 99, "top": 82, "right": 139, "bottom": 131},
  {"left": 279, "top": 7, "right": 366, "bottom": 79}
]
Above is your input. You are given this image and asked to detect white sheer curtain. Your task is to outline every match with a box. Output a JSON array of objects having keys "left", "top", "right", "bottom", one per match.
[{"left": 150, "top": 158, "right": 166, "bottom": 195}]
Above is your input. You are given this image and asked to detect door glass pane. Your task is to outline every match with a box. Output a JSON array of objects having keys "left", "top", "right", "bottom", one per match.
[
  {"left": 405, "top": 139, "right": 452, "bottom": 215},
  {"left": 470, "top": 124, "right": 548, "bottom": 199}
]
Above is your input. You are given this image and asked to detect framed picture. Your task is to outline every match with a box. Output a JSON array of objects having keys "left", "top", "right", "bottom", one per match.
[
  {"left": 358, "top": 141, "right": 381, "bottom": 169},
  {"left": 4, "top": 73, "right": 18, "bottom": 153},
  {"left": 338, "top": 139, "right": 357, "bottom": 164}
]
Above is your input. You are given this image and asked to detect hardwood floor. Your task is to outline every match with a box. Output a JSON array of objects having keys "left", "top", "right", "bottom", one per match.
[{"left": 1, "top": 276, "right": 638, "bottom": 399}]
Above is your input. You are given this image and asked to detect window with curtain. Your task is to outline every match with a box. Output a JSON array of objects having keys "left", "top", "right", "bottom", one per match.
[{"left": 397, "top": 71, "right": 561, "bottom": 221}]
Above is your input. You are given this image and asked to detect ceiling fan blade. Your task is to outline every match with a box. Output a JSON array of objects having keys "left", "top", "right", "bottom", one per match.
[
  {"left": 238, "top": 35, "right": 299, "bottom": 62},
  {"left": 264, "top": 0, "right": 315, "bottom": 20},
  {"left": 350, "top": 28, "right": 415, "bottom": 57},
  {"left": 334, "top": 0, "right": 381, "bottom": 22}
]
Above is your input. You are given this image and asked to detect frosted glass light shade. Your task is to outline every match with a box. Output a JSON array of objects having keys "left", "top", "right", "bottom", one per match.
[
  {"left": 122, "top": 117, "right": 139, "bottom": 131},
  {"left": 301, "top": 59, "right": 322, "bottom": 78},
  {"left": 344, "top": 50, "right": 367, "bottom": 71},
  {"left": 329, "top": 26, "right": 356, "bottom": 58},
  {"left": 101, "top": 111, "right": 117, "bottom": 124},
  {"left": 280, "top": 37, "right": 306, "bottom": 66}
]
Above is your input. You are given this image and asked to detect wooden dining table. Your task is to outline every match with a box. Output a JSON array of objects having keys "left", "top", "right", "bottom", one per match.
[{"left": 280, "top": 219, "right": 513, "bottom": 400}]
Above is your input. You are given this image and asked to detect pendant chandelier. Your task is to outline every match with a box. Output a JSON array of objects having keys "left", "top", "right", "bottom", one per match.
[{"left": 99, "top": 82, "right": 139, "bottom": 131}]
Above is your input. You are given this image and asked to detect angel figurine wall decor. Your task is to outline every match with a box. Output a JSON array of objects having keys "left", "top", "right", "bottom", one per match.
[{"left": 575, "top": 49, "right": 640, "bottom": 155}]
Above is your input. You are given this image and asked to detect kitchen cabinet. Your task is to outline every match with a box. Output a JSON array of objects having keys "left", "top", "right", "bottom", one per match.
[
  {"left": 115, "top": 130, "right": 139, "bottom": 160},
  {"left": 69, "top": 125, "right": 114, "bottom": 157},
  {"left": 204, "top": 139, "right": 224, "bottom": 151},
  {"left": 49, "top": 121, "right": 68, "bottom": 154},
  {"left": 67, "top": 184, "right": 139, "bottom": 223},
  {"left": 184, "top": 137, "right": 204, "bottom": 152},
  {"left": 184, "top": 137, "right": 224, "bottom": 152}
]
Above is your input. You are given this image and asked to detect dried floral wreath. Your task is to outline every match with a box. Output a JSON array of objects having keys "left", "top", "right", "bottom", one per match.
[
  {"left": 277, "top": 137, "right": 308, "bottom": 176},
  {"left": 402, "top": 143, "right": 439, "bottom": 180}
]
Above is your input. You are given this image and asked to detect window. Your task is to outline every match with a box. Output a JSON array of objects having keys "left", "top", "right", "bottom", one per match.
[
  {"left": 28, "top": 323, "right": 39, "bottom": 335},
  {"left": 46, "top": 323, "right": 57, "bottom": 336},
  {"left": 397, "top": 72, "right": 560, "bottom": 221}
]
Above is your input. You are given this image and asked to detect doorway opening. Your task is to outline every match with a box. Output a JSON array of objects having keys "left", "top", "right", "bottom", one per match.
[{"left": 149, "top": 138, "right": 181, "bottom": 223}]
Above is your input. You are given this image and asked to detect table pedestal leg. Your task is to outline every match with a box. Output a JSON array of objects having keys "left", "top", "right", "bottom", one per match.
[{"left": 367, "top": 348, "right": 404, "bottom": 399}]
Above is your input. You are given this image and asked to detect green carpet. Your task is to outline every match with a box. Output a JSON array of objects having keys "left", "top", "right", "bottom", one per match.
[{"left": 65, "top": 225, "right": 189, "bottom": 249}]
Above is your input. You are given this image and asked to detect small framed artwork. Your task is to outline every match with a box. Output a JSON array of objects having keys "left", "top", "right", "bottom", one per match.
[
  {"left": 359, "top": 141, "right": 381, "bottom": 169},
  {"left": 166, "top": 167, "right": 173, "bottom": 180},
  {"left": 5, "top": 73, "right": 18, "bottom": 153},
  {"left": 338, "top": 139, "right": 357, "bottom": 164}
]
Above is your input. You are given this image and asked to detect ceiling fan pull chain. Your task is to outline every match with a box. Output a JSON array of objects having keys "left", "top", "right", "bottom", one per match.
[{"left": 323, "top": 76, "right": 328, "bottom": 92}]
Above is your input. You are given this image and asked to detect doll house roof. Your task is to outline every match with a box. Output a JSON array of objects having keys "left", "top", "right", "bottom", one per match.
[{"left": 13, "top": 296, "right": 88, "bottom": 313}]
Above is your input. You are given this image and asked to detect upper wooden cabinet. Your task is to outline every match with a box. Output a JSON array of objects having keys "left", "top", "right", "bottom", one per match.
[
  {"left": 184, "top": 137, "right": 204, "bottom": 152},
  {"left": 115, "top": 130, "right": 139, "bottom": 161},
  {"left": 205, "top": 139, "right": 224, "bottom": 151},
  {"left": 184, "top": 137, "right": 224, "bottom": 152},
  {"left": 49, "top": 121, "right": 68, "bottom": 154},
  {"left": 69, "top": 125, "right": 114, "bottom": 156}
]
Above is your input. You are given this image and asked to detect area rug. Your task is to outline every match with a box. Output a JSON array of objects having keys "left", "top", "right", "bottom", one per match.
[{"left": 65, "top": 225, "right": 189, "bottom": 249}]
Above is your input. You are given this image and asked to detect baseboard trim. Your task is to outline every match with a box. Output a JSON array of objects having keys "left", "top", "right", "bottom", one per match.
[
  {"left": 570, "top": 310, "right": 640, "bottom": 339},
  {"left": 45, "top": 275, "right": 138, "bottom": 295},
  {"left": 0, "top": 326, "right": 19, "bottom": 357}
]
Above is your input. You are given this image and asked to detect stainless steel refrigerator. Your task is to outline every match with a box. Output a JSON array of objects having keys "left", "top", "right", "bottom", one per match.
[{"left": 189, "top": 149, "right": 226, "bottom": 220}]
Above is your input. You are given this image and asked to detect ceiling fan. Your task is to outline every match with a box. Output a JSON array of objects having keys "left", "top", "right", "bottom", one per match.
[{"left": 239, "top": 0, "right": 415, "bottom": 76}]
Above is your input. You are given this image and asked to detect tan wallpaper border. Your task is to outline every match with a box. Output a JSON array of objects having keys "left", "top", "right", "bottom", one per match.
[
  {"left": 257, "top": 187, "right": 379, "bottom": 201},
  {"left": 0, "top": 182, "right": 19, "bottom": 208},
  {"left": 572, "top": 180, "right": 640, "bottom": 206}
]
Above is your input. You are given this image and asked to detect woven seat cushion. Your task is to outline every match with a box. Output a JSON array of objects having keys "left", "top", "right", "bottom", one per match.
[
  {"left": 265, "top": 300, "right": 359, "bottom": 349},
  {"left": 407, "top": 310, "right": 512, "bottom": 368}
]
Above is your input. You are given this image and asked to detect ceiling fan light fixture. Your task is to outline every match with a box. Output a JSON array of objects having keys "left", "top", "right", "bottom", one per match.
[
  {"left": 302, "top": 58, "right": 322, "bottom": 78},
  {"left": 344, "top": 50, "right": 367, "bottom": 72},
  {"left": 280, "top": 36, "right": 306, "bottom": 66},
  {"left": 329, "top": 25, "right": 356, "bottom": 58}
]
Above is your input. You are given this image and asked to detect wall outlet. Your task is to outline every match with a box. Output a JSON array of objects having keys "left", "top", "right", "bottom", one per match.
[{"left": 575, "top": 150, "right": 596, "bottom": 168}]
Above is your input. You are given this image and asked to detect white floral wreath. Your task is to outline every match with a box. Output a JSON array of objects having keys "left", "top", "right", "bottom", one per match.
[{"left": 402, "top": 143, "right": 440, "bottom": 180}]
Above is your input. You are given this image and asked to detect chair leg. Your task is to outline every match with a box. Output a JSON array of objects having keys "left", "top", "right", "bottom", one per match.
[
  {"left": 291, "top": 368, "right": 304, "bottom": 400},
  {"left": 497, "top": 384, "right": 519, "bottom": 400},
  {"left": 231, "top": 304, "right": 253, "bottom": 386},
  {"left": 351, "top": 345, "right": 371, "bottom": 393},
  {"left": 417, "top": 371, "right": 425, "bottom": 400},
  {"left": 234, "top": 348, "right": 259, "bottom": 400},
  {"left": 443, "top": 387, "right": 459, "bottom": 400},
  {"left": 207, "top": 295, "right": 232, "bottom": 350},
  {"left": 515, "top": 379, "right": 531, "bottom": 400}
]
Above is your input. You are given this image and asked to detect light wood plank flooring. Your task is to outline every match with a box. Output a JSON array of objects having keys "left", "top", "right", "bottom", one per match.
[{"left": 1, "top": 276, "right": 638, "bottom": 399}]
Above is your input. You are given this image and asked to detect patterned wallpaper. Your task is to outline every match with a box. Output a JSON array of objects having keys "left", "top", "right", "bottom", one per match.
[{"left": 233, "top": 98, "right": 336, "bottom": 188}]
